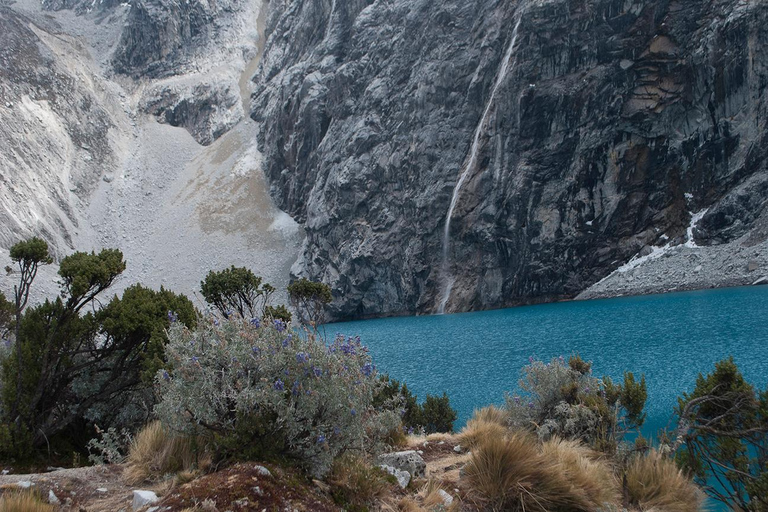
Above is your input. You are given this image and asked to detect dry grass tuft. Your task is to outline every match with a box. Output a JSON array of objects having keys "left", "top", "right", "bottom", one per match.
[
  {"left": 458, "top": 406, "right": 509, "bottom": 450},
  {"left": 124, "top": 421, "right": 210, "bottom": 485},
  {"left": 0, "top": 490, "right": 54, "bottom": 512},
  {"left": 463, "top": 432, "right": 613, "bottom": 511},
  {"left": 327, "top": 453, "right": 392, "bottom": 510},
  {"left": 380, "top": 479, "right": 459, "bottom": 512},
  {"left": 624, "top": 449, "right": 704, "bottom": 512},
  {"left": 540, "top": 437, "right": 619, "bottom": 507}
]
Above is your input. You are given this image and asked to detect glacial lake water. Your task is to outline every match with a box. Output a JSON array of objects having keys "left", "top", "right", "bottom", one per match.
[{"left": 330, "top": 286, "right": 768, "bottom": 439}]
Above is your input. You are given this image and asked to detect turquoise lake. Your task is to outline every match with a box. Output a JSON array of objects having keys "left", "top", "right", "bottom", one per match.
[{"left": 330, "top": 286, "right": 768, "bottom": 437}]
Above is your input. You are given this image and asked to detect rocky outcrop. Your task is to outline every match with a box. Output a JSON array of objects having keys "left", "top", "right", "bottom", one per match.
[
  {"left": 0, "top": 6, "right": 116, "bottom": 256},
  {"left": 253, "top": 0, "right": 768, "bottom": 319},
  {"left": 142, "top": 80, "right": 244, "bottom": 145}
]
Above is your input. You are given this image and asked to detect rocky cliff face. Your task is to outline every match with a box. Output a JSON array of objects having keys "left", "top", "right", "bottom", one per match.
[{"left": 252, "top": 0, "right": 768, "bottom": 319}]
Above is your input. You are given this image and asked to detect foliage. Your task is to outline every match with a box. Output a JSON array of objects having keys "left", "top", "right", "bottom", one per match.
[
  {"left": 154, "top": 320, "right": 400, "bottom": 476},
  {"left": 374, "top": 376, "right": 456, "bottom": 434},
  {"left": 623, "top": 448, "right": 704, "bottom": 512},
  {"left": 505, "top": 355, "right": 647, "bottom": 451},
  {"left": 0, "top": 290, "right": 13, "bottom": 341},
  {"left": 87, "top": 425, "right": 133, "bottom": 465},
  {"left": 1, "top": 246, "right": 195, "bottom": 456},
  {"left": 416, "top": 393, "right": 457, "bottom": 434},
  {"left": 674, "top": 357, "right": 768, "bottom": 510},
  {"left": 264, "top": 304, "right": 292, "bottom": 323},
  {"left": 6, "top": 237, "right": 53, "bottom": 423},
  {"left": 287, "top": 278, "right": 332, "bottom": 327},
  {"left": 200, "top": 266, "right": 276, "bottom": 319}
]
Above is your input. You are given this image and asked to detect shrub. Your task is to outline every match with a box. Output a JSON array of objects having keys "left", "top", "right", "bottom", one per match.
[
  {"left": 287, "top": 278, "right": 332, "bottom": 327},
  {"left": 154, "top": 320, "right": 400, "bottom": 476},
  {"left": 463, "top": 432, "right": 606, "bottom": 511},
  {"left": 124, "top": 421, "right": 209, "bottom": 485},
  {"left": 200, "top": 266, "right": 276, "bottom": 319},
  {"left": 625, "top": 449, "right": 704, "bottom": 512},
  {"left": 418, "top": 393, "right": 458, "bottom": 434},
  {"left": 505, "top": 356, "right": 646, "bottom": 451},
  {"left": 674, "top": 357, "right": 767, "bottom": 510}
]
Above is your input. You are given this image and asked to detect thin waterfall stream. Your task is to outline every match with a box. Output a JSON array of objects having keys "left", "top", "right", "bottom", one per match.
[{"left": 438, "top": 14, "right": 524, "bottom": 314}]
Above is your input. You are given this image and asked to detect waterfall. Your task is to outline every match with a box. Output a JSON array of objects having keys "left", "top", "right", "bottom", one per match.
[{"left": 437, "top": 15, "right": 524, "bottom": 314}]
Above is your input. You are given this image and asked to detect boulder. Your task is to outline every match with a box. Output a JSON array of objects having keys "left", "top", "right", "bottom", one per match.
[
  {"left": 378, "top": 464, "right": 410, "bottom": 489},
  {"left": 132, "top": 490, "right": 159, "bottom": 510},
  {"left": 376, "top": 450, "right": 426, "bottom": 479}
]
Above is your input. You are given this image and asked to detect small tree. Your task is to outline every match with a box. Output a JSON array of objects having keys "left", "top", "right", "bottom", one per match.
[
  {"left": 419, "top": 393, "right": 458, "bottom": 434},
  {"left": 6, "top": 237, "right": 52, "bottom": 421},
  {"left": 200, "top": 266, "right": 275, "bottom": 319},
  {"left": 287, "top": 278, "right": 332, "bottom": 328},
  {"left": 674, "top": 358, "right": 768, "bottom": 510}
]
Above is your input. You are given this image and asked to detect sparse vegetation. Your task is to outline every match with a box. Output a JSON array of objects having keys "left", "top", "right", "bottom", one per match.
[{"left": 287, "top": 278, "right": 332, "bottom": 328}]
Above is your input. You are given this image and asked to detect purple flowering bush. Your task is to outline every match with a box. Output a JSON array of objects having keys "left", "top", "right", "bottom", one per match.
[
  {"left": 505, "top": 355, "right": 646, "bottom": 452},
  {"left": 154, "top": 319, "right": 400, "bottom": 476}
]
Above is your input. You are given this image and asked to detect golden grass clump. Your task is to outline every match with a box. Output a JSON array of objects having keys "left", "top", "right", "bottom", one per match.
[
  {"left": 458, "top": 406, "right": 509, "bottom": 450},
  {"left": 540, "top": 437, "right": 619, "bottom": 507},
  {"left": 0, "top": 490, "right": 54, "bottom": 512},
  {"left": 124, "top": 421, "right": 210, "bottom": 485},
  {"left": 380, "top": 480, "right": 459, "bottom": 512},
  {"left": 463, "top": 432, "right": 615, "bottom": 511},
  {"left": 624, "top": 449, "right": 705, "bottom": 512},
  {"left": 327, "top": 453, "right": 393, "bottom": 509}
]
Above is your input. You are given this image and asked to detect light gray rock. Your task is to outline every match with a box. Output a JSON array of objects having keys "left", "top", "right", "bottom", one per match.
[
  {"left": 376, "top": 450, "right": 426, "bottom": 479},
  {"left": 254, "top": 465, "right": 272, "bottom": 477},
  {"left": 48, "top": 490, "right": 60, "bottom": 504},
  {"left": 16, "top": 481, "right": 33, "bottom": 489},
  {"left": 437, "top": 489, "right": 454, "bottom": 505},
  {"left": 378, "top": 464, "right": 410, "bottom": 489},
  {"left": 132, "top": 490, "right": 159, "bottom": 510}
]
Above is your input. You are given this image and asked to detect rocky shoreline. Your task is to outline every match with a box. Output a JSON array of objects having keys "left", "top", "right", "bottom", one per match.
[{"left": 577, "top": 234, "right": 768, "bottom": 301}]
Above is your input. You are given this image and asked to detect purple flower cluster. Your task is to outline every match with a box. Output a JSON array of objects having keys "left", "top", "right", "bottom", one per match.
[
  {"left": 361, "top": 362, "right": 374, "bottom": 377},
  {"left": 250, "top": 317, "right": 260, "bottom": 328},
  {"left": 273, "top": 319, "right": 286, "bottom": 332},
  {"left": 274, "top": 379, "right": 284, "bottom": 391},
  {"left": 167, "top": 310, "right": 178, "bottom": 323},
  {"left": 296, "top": 352, "right": 310, "bottom": 364}
]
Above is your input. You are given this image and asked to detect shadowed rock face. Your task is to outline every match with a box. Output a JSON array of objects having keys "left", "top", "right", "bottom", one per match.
[{"left": 252, "top": 0, "right": 768, "bottom": 320}]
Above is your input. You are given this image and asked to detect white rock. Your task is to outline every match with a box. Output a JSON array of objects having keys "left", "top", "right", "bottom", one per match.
[
  {"left": 254, "top": 465, "right": 272, "bottom": 477},
  {"left": 96, "top": 488, "right": 108, "bottom": 493},
  {"left": 453, "top": 444, "right": 462, "bottom": 453},
  {"left": 437, "top": 489, "right": 453, "bottom": 505},
  {"left": 132, "top": 490, "right": 159, "bottom": 510},
  {"left": 48, "top": 490, "right": 60, "bottom": 505},
  {"left": 378, "top": 464, "right": 410, "bottom": 489},
  {"left": 16, "top": 481, "right": 33, "bottom": 489}
]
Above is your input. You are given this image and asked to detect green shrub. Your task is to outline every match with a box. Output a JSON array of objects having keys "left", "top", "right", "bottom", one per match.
[
  {"left": 418, "top": 393, "right": 457, "bottom": 434},
  {"left": 674, "top": 357, "right": 768, "bottom": 510},
  {"left": 155, "top": 319, "right": 400, "bottom": 476}
]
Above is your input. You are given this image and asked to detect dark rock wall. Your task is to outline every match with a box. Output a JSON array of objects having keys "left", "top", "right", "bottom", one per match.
[{"left": 252, "top": 0, "right": 768, "bottom": 320}]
